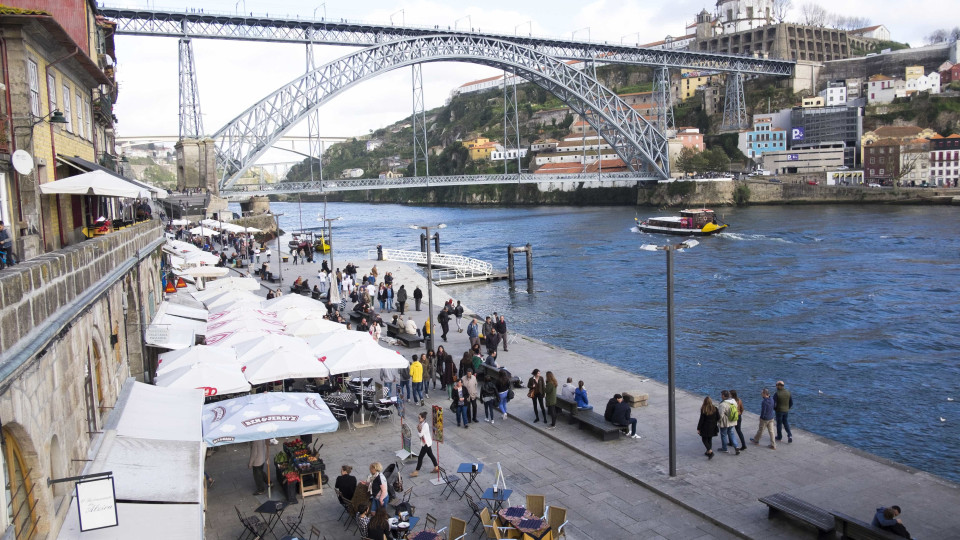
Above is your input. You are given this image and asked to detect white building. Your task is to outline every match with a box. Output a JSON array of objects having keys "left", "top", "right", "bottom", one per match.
[
  {"left": 366, "top": 139, "right": 383, "bottom": 152},
  {"left": 867, "top": 74, "right": 898, "bottom": 104},
  {"left": 906, "top": 72, "right": 941, "bottom": 95},
  {"left": 850, "top": 25, "right": 891, "bottom": 41},
  {"left": 715, "top": 0, "right": 772, "bottom": 34},
  {"left": 819, "top": 82, "right": 847, "bottom": 106},
  {"left": 490, "top": 148, "right": 529, "bottom": 161}
]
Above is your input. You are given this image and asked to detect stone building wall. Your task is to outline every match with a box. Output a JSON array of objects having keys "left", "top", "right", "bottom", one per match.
[{"left": 0, "top": 220, "right": 164, "bottom": 538}]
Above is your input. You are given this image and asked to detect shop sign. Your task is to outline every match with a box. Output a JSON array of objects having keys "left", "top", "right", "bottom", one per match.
[{"left": 76, "top": 476, "right": 118, "bottom": 532}]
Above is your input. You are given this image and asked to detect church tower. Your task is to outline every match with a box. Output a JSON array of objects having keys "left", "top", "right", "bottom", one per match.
[{"left": 715, "top": 0, "right": 772, "bottom": 34}]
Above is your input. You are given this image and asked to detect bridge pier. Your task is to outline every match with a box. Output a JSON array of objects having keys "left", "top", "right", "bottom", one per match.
[
  {"left": 175, "top": 137, "right": 218, "bottom": 193},
  {"left": 507, "top": 243, "right": 533, "bottom": 284}
]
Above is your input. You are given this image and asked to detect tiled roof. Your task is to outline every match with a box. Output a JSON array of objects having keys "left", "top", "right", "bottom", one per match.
[
  {"left": 459, "top": 75, "right": 502, "bottom": 88},
  {"left": 869, "top": 74, "right": 894, "bottom": 81},
  {"left": 585, "top": 158, "right": 628, "bottom": 173},
  {"left": 534, "top": 163, "right": 585, "bottom": 174},
  {"left": 871, "top": 126, "right": 924, "bottom": 138}
]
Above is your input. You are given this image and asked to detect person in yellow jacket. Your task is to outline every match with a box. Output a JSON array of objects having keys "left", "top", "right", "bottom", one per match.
[{"left": 409, "top": 354, "right": 424, "bottom": 406}]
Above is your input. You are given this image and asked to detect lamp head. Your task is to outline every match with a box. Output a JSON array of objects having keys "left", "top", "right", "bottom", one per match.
[{"left": 48, "top": 110, "right": 68, "bottom": 124}]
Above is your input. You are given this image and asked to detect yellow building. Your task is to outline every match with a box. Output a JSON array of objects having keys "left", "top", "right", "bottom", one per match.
[
  {"left": 462, "top": 136, "right": 499, "bottom": 160},
  {"left": 1, "top": 3, "right": 117, "bottom": 257},
  {"left": 677, "top": 70, "right": 719, "bottom": 101},
  {"left": 905, "top": 65, "right": 924, "bottom": 81}
]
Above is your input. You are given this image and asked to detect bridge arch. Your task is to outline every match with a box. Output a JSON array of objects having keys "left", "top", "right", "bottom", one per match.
[{"left": 213, "top": 34, "right": 669, "bottom": 190}]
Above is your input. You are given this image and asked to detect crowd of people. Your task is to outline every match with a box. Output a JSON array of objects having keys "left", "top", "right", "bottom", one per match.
[{"left": 696, "top": 381, "right": 794, "bottom": 459}]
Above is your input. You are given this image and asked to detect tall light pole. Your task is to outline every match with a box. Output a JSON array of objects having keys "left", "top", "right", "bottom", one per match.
[
  {"left": 410, "top": 223, "right": 446, "bottom": 354},
  {"left": 321, "top": 216, "right": 341, "bottom": 271},
  {"left": 640, "top": 238, "right": 699, "bottom": 477},
  {"left": 273, "top": 213, "right": 285, "bottom": 286}
]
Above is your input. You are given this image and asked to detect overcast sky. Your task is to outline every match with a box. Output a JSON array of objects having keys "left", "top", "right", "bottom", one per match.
[{"left": 111, "top": 0, "right": 942, "bottom": 159}]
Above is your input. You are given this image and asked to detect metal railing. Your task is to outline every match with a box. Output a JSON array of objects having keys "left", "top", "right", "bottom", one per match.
[{"left": 368, "top": 249, "right": 494, "bottom": 278}]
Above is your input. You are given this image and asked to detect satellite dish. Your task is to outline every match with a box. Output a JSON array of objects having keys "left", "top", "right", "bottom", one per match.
[{"left": 11, "top": 150, "right": 33, "bottom": 175}]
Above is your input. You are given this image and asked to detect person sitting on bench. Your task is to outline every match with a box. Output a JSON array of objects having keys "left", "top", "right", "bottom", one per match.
[
  {"left": 604, "top": 394, "right": 640, "bottom": 439},
  {"left": 872, "top": 505, "right": 913, "bottom": 539},
  {"left": 575, "top": 381, "right": 594, "bottom": 410}
]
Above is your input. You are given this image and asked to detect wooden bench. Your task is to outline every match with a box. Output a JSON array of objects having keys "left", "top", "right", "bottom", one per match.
[
  {"left": 266, "top": 272, "right": 279, "bottom": 283},
  {"left": 477, "top": 364, "right": 520, "bottom": 388},
  {"left": 758, "top": 492, "right": 834, "bottom": 539},
  {"left": 555, "top": 396, "right": 580, "bottom": 424},
  {"left": 573, "top": 411, "right": 623, "bottom": 441},
  {"left": 830, "top": 511, "right": 904, "bottom": 540},
  {"left": 384, "top": 323, "right": 423, "bottom": 348}
]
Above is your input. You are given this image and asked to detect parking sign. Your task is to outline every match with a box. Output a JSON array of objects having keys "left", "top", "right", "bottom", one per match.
[{"left": 791, "top": 127, "right": 805, "bottom": 141}]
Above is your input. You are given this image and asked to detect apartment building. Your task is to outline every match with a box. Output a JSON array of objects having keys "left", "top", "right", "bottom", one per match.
[{"left": 928, "top": 134, "right": 960, "bottom": 187}]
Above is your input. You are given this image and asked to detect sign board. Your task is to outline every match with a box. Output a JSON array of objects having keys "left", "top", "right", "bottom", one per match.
[
  {"left": 791, "top": 127, "right": 805, "bottom": 141},
  {"left": 145, "top": 324, "right": 170, "bottom": 345},
  {"left": 787, "top": 154, "right": 800, "bottom": 161},
  {"left": 432, "top": 405, "right": 444, "bottom": 444},
  {"left": 401, "top": 423, "right": 412, "bottom": 454},
  {"left": 76, "top": 476, "right": 118, "bottom": 532}
]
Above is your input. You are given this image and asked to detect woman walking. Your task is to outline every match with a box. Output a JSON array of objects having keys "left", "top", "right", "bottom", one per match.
[
  {"left": 440, "top": 352, "right": 457, "bottom": 399},
  {"left": 527, "top": 369, "right": 547, "bottom": 423},
  {"left": 545, "top": 371, "right": 559, "bottom": 428},
  {"left": 730, "top": 389, "right": 747, "bottom": 451},
  {"left": 410, "top": 411, "right": 439, "bottom": 477},
  {"left": 697, "top": 397, "right": 721, "bottom": 460},
  {"left": 496, "top": 370, "right": 511, "bottom": 420},
  {"left": 481, "top": 374, "right": 499, "bottom": 424}
]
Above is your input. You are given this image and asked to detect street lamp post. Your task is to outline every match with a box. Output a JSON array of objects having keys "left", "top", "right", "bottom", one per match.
[
  {"left": 273, "top": 213, "right": 285, "bottom": 285},
  {"left": 640, "top": 238, "right": 698, "bottom": 477},
  {"left": 321, "top": 216, "right": 342, "bottom": 271},
  {"left": 410, "top": 224, "right": 446, "bottom": 354}
]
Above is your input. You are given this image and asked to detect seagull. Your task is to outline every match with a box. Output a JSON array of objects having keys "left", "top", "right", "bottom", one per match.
[
  {"left": 639, "top": 378, "right": 649, "bottom": 383},
  {"left": 818, "top": 390, "right": 824, "bottom": 395},
  {"left": 696, "top": 362, "right": 702, "bottom": 366},
  {"left": 941, "top": 417, "right": 947, "bottom": 422},
  {"left": 949, "top": 398, "right": 955, "bottom": 402}
]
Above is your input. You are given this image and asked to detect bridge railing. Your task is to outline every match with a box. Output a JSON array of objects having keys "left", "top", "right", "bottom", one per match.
[{"left": 367, "top": 249, "right": 494, "bottom": 276}]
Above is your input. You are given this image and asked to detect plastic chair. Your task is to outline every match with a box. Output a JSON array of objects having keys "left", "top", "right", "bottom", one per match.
[
  {"left": 548, "top": 505, "right": 569, "bottom": 539},
  {"left": 448, "top": 516, "right": 467, "bottom": 540},
  {"left": 525, "top": 494, "right": 546, "bottom": 518}
]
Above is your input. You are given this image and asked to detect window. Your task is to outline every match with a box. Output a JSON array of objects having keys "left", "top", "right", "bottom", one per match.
[
  {"left": 47, "top": 74, "right": 56, "bottom": 112},
  {"left": 84, "top": 97, "right": 92, "bottom": 137},
  {"left": 3, "top": 428, "right": 38, "bottom": 540},
  {"left": 26, "top": 59, "right": 40, "bottom": 117},
  {"left": 62, "top": 84, "right": 72, "bottom": 132},
  {"left": 75, "top": 93, "right": 84, "bottom": 139},
  {"left": 870, "top": 158, "right": 875, "bottom": 164}
]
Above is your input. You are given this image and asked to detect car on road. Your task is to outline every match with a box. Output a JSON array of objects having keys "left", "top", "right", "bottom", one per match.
[{"left": 867, "top": 183, "right": 881, "bottom": 188}]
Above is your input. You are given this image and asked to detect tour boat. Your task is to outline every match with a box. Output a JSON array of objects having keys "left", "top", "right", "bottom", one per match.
[{"left": 635, "top": 208, "right": 728, "bottom": 236}]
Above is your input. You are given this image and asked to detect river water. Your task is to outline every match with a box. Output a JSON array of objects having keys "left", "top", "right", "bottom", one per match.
[{"left": 259, "top": 201, "right": 960, "bottom": 482}]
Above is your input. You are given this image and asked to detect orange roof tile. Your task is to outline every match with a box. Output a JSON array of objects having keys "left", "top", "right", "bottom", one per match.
[
  {"left": 459, "top": 75, "right": 502, "bottom": 88},
  {"left": 871, "top": 126, "right": 924, "bottom": 138}
]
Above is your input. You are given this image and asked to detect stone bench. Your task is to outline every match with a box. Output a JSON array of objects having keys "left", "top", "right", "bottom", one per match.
[
  {"left": 830, "top": 511, "right": 904, "bottom": 540},
  {"left": 477, "top": 364, "right": 521, "bottom": 388},
  {"left": 758, "top": 492, "right": 834, "bottom": 539},
  {"left": 555, "top": 396, "right": 582, "bottom": 424},
  {"left": 621, "top": 392, "right": 648, "bottom": 407},
  {"left": 385, "top": 322, "right": 423, "bottom": 348},
  {"left": 572, "top": 410, "right": 623, "bottom": 441}
]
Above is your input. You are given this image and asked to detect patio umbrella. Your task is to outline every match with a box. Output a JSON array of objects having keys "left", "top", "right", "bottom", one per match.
[
  {"left": 285, "top": 318, "right": 345, "bottom": 338},
  {"left": 156, "top": 345, "right": 238, "bottom": 375},
  {"left": 204, "top": 290, "right": 262, "bottom": 311},
  {"left": 318, "top": 339, "right": 409, "bottom": 376},
  {"left": 37, "top": 169, "right": 146, "bottom": 198},
  {"left": 155, "top": 362, "right": 250, "bottom": 397},
  {"left": 203, "top": 276, "right": 261, "bottom": 292},
  {"left": 205, "top": 318, "right": 286, "bottom": 335},
  {"left": 201, "top": 392, "right": 339, "bottom": 446},
  {"left": 231, "top": 334, "right": 314, "bottom": 363},
  {"left": 182, "top": 266, "right": 229, "bottom": 279},
  {"left": 304, "top": 331, "right": 371, "bottom": 355},
  {"left": 241, "top": 348, "right": 329, "bottom": 384},
  {"left": 262, "top": 294, "right": 323, "bottom": 312},
  {"left": 204, "top": 329, "right": 286, "bottom": 347},
  {"left": 207, "top": 308, "right": 278, "bottom": 322},
  {"left": 188, "top": 227, "right": 219, "bottom": 237},
  {"left": 274, "top": 307, "right": 329, "bottom": 325},
  {"left": 170, "top": 219, "right": 190, "bottom": 226}
]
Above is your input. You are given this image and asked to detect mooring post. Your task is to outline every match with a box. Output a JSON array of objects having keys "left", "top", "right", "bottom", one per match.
[
  {"left": 507, "top": 244, "right": 515, "bottom": 284},
  {"left": 525, "top": 243, "right": 533, "bottom": 281}
]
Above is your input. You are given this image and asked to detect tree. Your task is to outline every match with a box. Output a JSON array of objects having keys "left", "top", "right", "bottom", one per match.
[
  {"left": 705, "top": 148, "right": 731, "bottom": 172},
  {"left": 926, "top": 27, "right": 960, "bottom": 44},
  {"left": 771, "top": 0, "right": 792, "bottom": 23},
  {"left": 800, "top": 2, "right": 828, "bottom": 26}
]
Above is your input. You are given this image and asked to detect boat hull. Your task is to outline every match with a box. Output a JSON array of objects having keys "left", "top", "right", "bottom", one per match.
[{"left": 637, "top": 223, "right": 728, "bottom": 236}]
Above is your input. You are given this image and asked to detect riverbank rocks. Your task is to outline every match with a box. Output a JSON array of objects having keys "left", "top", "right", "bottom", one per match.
[{"left": 622, "top": 392, "right": 648, "bottom": 407}]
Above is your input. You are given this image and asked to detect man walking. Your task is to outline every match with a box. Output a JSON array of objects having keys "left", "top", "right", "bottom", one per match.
[
  {"left": 750, "top": 388, "right": 777, "bottom": 449},
  {"left": 774, "top": 380, "right": 794, "bottom": 443},
  {"left": 413, "top": 286, "right": 423, "bottom": 311},
  {"left": 249, "top": 439, "right": 267, "bottom": 495},
  {"left": 454, "top": 301, "right": 465, "bottom": 332},
  {"left": 495, "top": 315, "right": 509, "bottom": 352},
  {"left": 396, "top": 285, "right": 407, "bottom": 315},
  {"left": 467, "top": 318, "right": 480, "bottom": 348},
  {"left": 718, "top": 390, "right": 740, "bottom": 455},
  {"left": 437, "top": 307, "right": 451, "bottom": 342}
]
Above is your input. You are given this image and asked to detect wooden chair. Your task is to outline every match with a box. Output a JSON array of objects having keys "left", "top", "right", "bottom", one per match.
[
  {"left": 447, "top": 517, "right": 467, "bottom": 540},
  {"left": 307, "top": 524, "right": 324, "bottom": 540},
  {"left": 423, "top": 513, "right": 438, "bottom": 531},
  {"left": 547, "top": 505, "right": 569, "bottom": 539},
  {"left": 480, "top": 508, "right": 512, "bottom": 540},
  {"left": 525, "top": 494, "right": 546, "bottom": 518}
]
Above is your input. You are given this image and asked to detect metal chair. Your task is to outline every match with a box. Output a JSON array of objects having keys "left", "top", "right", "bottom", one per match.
[
  {"left": 525, "top": 494, "right": 546, "bottom": 518},
  {"left": 234, "top": 506, "right": 267, "bottom": 540},
  {"left": 547, "top": 505, "right": 569, "bottom": 539},
  {"left": 422, "top": 513, "right": 438, "bottom": 531},
  {"left": 334, "top": 488, "right": 351, "bottom": 522},
  {"left": 307, "top": 524, "right": 324, "bottom": 540},
  {"left": 282, "top": 504, "right": 306, "bottom": 537},
  {"left": 437, "top": 467, "right": 461, "bottom": 500},
  {"left": 464, "top": 494, "right": 484, "bottom": 532}
]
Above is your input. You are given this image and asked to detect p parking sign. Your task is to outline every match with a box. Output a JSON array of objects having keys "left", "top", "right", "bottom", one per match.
[{"left": 791, "top": 127, "right": 805, "bottom": 141}]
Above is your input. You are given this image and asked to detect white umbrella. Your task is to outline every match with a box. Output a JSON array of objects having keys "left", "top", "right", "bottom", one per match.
[
  {"left": 286, "top": 318, "right": 345, "bottom": 338},
  {"left": 157, "top": 345, "right": 239, "bottom": 375},
  {"left": 203, "top": 276, "right": 261, "bottom": 292},
  {"left": 155, "top": 362, "right": 250, "bottom": 397},
  {"left": 327, "top": 273, "right": 340, "bottom": 305},
  {"left": 304, "top": 331, "right": 371, "bottom": 355},
  {"left": 183, "top": 266, "right": 229, "bottom": 279},
  {"left": 262, "top": 294, "right": 323, "bottom": 312},
  {"left": 318, "top": 339, "right": 409, "bottom": 376},
  {"left": 206, "top": 318, "right": 286, "bottom": 335},
  {"left": 38, "top": 169, "right": 145, "bottom": 198},
  {"left": 179, "top": 251, "right": 220, "bottom": 265},
  {"left": 170, "top": 219, "right": 190, "bottom": 226},
  {"left": 207, "top": 308, "right": 278, "bottom": 322},
  {"left": 231, "top": 334, "right": 311, "bottom": 362},
  {"left": 205, "top": 329, "right": 286, "bottom": 347},
  {"left": 274, "top": 307, "right": 329, "bottom": 324},
  {"left": 164, "top": 239, "right": 201, "bottom": 254},
  {"left": 189, "top": 227, "right": 219, "bottom": 237},
  {"left": 201, "top": 392, "right": 339, "bottom": 446},
  {"left": 204, "top": 290, "right": 262, "bottom": 310},
  {"left": 241, "top": 343, "right": 328, "bottom": 384}
]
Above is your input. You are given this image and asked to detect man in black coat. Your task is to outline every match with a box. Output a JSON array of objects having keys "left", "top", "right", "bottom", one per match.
[
  {"left": 607, "top": 394, "right": 640, "bottom": 439},
  {"left": 396, "top": 285, "right": 408, "bottom": 315},
  {"left": 437, "top": 307, "right": 451, "bottom": 342},
  {"left": 413, "top": 286, "right": 423, "bottom": 311},
  {"left": 495, "top": 315, "right": 508, "bottom": 352}
]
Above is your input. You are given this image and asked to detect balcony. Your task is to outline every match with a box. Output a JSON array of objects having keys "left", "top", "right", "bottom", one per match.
[{"left": 93, "top": 96, "right": 115, "bottom": 127}]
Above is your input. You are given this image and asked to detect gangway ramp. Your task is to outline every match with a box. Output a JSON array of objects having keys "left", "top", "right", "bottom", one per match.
[{"left": 367, "top": 249, "right": 506, "bottom": 285}]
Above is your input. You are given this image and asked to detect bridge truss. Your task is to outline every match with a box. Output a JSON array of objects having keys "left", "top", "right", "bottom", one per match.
[{"left": 212, "top": 35, "right": 670, "bottom": 192}]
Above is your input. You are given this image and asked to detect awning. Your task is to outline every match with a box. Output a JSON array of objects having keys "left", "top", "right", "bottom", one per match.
[
  {"left": 57, "top": 155, "right": 167, "bottom": 199},
  {"left": 39, "top": 170, "right": 147, "bottom": 198},
  {"left": 58, "top": 500, "right": 202, "bottom": 540}
]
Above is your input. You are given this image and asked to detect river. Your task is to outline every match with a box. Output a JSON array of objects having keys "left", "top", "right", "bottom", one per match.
[{"left": 253, "top": 201, "right": 960, "bottom": 482}]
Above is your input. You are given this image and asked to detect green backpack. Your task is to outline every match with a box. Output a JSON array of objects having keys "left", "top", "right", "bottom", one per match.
[{"left": 727, "top": 402, "right": 739, "bottom": 423}]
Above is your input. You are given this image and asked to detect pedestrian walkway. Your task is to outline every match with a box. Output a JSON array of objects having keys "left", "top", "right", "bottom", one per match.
[{"left": 211, "top": 255, "right": 959, "bottom": 539}]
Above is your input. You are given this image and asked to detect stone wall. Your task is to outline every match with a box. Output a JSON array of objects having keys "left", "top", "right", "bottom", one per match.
[
  {"left": 0, "top": 220, "right": 164, "bottom": 537},
  {"left": 819, "top": 41, "right": 959, "bottom": 82}
]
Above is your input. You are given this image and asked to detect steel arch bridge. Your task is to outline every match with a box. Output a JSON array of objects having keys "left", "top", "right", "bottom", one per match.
[{"left": 214, "top": 34, "right": 669, "bottom": 192}]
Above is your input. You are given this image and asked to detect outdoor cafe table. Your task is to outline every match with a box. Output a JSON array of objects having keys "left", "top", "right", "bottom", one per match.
[
  {"left": 407, "top": 529, "right": 442, "bottom": 540},
  {"left": 457, "top": 462, "right": 484, "bottom": 499},
  {"left": 388, "top": 515, "right": 420, "bottom": 539},
  {"left": 498, "top": 506, "right": 552, "bottom": 540},
  {"left": 481, "top": 487, "right": 513, "bottom": 513},
  {"left": 255, "top": 499, "right": 288, "bottom": 539}
]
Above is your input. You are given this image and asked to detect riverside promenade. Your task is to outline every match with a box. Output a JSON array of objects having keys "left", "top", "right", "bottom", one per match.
[{"left": 206, "top": 251, "right": 960, "bottom": 539}]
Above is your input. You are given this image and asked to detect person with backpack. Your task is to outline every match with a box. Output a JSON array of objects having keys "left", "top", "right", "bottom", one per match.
[
  {"left": 730, "top": 389, "right": 747, "bottom": 452},
  {"left": 718, "top": 390, "right": 740, "bottom": 455},
  {"left": 774, "top": 380, "right": 794, "bottom": 443},
  {"left": 697, "top": 396, "right": 721, "bottom": 459},
  {"left": 750, "top": 388, "right": 777, "bottom": 449}
]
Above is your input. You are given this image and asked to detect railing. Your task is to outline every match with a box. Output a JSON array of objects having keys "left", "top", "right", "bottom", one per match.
[{"left": 368, "top": 249, "right": 494, "bottom": 278}]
